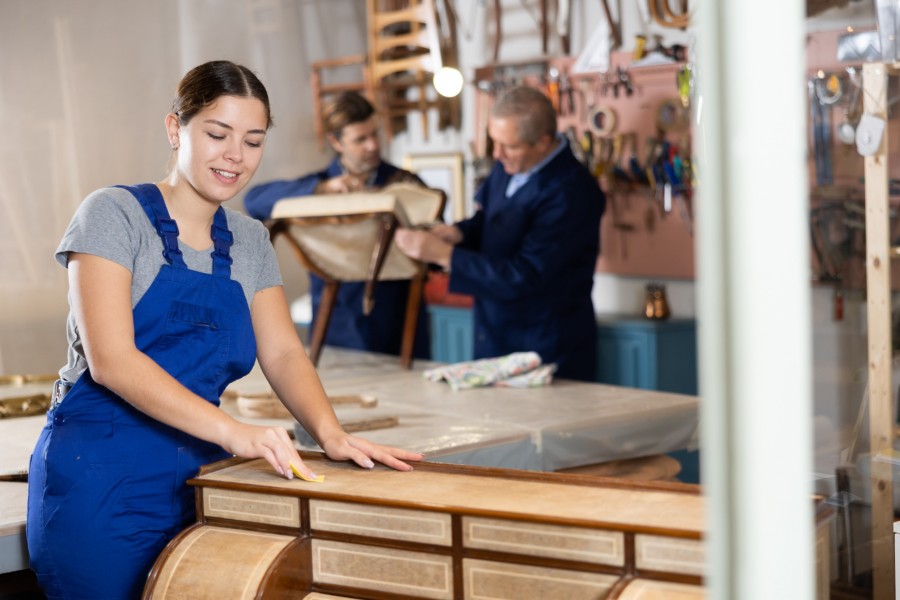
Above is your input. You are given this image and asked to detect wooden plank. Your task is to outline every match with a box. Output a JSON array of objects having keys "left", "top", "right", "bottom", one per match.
[{"left": 863, "top": 61, "right": 895, "bottom": 600}]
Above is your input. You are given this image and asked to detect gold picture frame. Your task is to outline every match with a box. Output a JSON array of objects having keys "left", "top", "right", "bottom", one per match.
[{"left": 402, "top": 152, "right": 466, "bottom": 222}]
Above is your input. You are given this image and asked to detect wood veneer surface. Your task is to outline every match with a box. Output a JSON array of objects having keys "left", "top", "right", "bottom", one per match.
[
  {"left": 194, "top": 457, "right": 705, "bottom": 537},
  {"left": 0, "top": 415, "right": 45, "bottom": 477},
  {"left": 0, "top": 483, "right": 27, "bottom": 537}
]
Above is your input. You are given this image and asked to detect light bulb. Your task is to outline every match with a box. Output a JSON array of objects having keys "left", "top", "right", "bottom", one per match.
[{"left": 433, "top": 67, "right": 464, "bottom": 98}]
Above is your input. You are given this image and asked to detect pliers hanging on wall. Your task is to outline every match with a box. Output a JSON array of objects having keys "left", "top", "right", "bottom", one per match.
[{"left": 559, "top": 72, "right": 575, "bottom": 116}]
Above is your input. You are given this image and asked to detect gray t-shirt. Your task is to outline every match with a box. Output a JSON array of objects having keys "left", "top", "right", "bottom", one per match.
[{"left": 56, "top": 185, "right": 283, "bottom": 384}]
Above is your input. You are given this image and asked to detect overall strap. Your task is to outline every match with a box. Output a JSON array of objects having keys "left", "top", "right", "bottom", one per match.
[
  {"left": 117, "top": 184, "right": 186, "bottom": 268},
  {"left": 210, "top": 207, "right": 233, "bottom": 278}
]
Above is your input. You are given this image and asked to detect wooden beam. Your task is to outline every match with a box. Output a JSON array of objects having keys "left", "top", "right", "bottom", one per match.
[{"left": 863, "top": 61, "right": 895, "bottom": 600}]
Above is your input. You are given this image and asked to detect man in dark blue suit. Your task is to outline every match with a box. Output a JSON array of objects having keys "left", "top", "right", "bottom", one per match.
[
  {"left": 395, "top": 86, "right": 605, "bottom": 380},
  {"left": 244, "top": 92, "right": 429, "bottom": 358}
]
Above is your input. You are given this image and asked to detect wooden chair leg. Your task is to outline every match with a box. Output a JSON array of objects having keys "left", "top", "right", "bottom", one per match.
[
  {"left": 399, "top": 271, "right": 426, "bottom": 369},
  {"left": 308, "top": 281, "right": 340, "bottom": 367},
  {"left": 362, "top": 214, "right": 398, "bottom": 315}
]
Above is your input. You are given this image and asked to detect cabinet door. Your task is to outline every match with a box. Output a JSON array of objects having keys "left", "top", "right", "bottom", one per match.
[
  {"left": 596, "top": 331, "right": 652, "bottom": 389},
  {"left": 429, "top": 307, "right": 474, "bottom": 363},
  {"left": 655, "top": 327, "right": 698, "bottom": 395}
]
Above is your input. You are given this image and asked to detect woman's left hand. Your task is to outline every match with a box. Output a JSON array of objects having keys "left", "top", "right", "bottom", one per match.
[{"left": 321, "top": 433, "right": 424, "bottom": 472}]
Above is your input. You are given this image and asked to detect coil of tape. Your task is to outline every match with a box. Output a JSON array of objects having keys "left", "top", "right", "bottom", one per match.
[{"left": 588, "top": 105, "right": 617, "bottom": 137}]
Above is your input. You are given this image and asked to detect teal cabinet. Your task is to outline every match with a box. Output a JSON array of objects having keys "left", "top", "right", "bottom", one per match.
[
  {"left": 428, "top": 308, "right": 698, "bottom": 396},
  {"left": 427, "top": 305, "right": 474, "bottom": 363},
  {"left": 595, "top": 315, "right": 700, "bottom": 484},
  {"left": 595, "top": 315, "right": 698, "bottom": 395}
]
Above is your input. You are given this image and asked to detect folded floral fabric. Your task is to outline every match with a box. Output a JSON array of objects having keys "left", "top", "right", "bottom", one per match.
[
  {"left": 495, "top": 364, "right": 557, "bottom": 388},
  {"left": 423, "top": 352, "right": 556, "bottom": 391}
]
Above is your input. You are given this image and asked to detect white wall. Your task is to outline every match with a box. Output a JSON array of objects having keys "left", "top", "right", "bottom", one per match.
[{"left": 0, "top": 0, "right": 368, "bottom": 372}]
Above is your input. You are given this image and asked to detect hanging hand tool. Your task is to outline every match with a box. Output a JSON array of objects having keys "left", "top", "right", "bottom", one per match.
[
  {"left": 618, "top": 67, "right": 634, "bottom": 96},
  {"left": 547, "top": 67, "right": 560, "bottom": 112},
  {"left": 559, "top": 72, "right": 575, "bottom": 116},
  {"left": 608, "top": 192, "right": 634, "bottom": 260},
  {"left": 643, "top": 136, "right": 659, "bottom": 185},
  {"left": 809, "top": 78, "right": 833, "bottom": 186},
  {"left": 677, "top": 65, "right": 692, "bottom": 108},
  {"left": 633, "top": 34, "right": 647, "bottom": 61},
  {"left": 581, "top": 130, "right": 595, "bottom": 171},
  {"left": 627, "top": 133, "right": 650, "bottom": 184},
  {"left": 611, "top": 134, "right": 633, "bottom": 183},
  {"left": 579, "top": 79, "right": 594, "bottom": 123},
  {"left": 594, "top": 136, "right": 614, "bottom": 179},
  {"left": 565, "top": 127, "right": 583, "bottom": 163},
  {"left": 600, "top": 71, "right": 612, "bottom": 97}
]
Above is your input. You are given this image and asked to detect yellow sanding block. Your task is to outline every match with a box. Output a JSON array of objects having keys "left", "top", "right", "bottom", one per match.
[{"left": 290, "top": 461, "right": 325, "bottom": 483}]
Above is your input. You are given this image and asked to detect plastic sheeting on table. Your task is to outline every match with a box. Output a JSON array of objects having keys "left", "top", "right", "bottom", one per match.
[{"left": 228, "top": 348, "right": 700, "bottom": 472}]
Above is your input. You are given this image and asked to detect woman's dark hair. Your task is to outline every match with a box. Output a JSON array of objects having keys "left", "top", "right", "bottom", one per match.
[{"left": 172, "top": 60, "right": 273, "bottom": 128}]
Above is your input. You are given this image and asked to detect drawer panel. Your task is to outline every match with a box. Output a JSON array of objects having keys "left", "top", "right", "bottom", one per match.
[
  {"left": 312, "top": 539, "right": 453, "bottom": 600},
  {"left": 463, "top": 516, "right": 624, "bottom": 565},
  {"left": 463, "top": 559, "right": 619, "bottom": 600},
  {"left": 635, "top": 534, "right": 705, "bottom": 576},
  {"left": 310, "top": 499, "right": 452, "bottom": 545},
  {"left": 202, "top": 488, "right": 300, "bottom": 528}
]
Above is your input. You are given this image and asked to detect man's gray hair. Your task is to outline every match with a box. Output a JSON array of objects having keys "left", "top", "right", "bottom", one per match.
[{"left": 490, "top": 86, "right": 557, "bottom": 145}]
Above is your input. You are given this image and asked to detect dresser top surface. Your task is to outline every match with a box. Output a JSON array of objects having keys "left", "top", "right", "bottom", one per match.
[{"left": 195, "top": 456, "right": 706, "bottom": 537}]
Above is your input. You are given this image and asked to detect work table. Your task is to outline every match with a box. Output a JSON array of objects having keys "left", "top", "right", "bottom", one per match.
[{"left": 1, "top": 347, "right": 700, "bottom": 574}]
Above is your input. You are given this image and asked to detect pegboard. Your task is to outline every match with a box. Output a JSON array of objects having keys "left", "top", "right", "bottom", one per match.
[{"left": 472, "top": 51, "right": 695, "bottom": 280}]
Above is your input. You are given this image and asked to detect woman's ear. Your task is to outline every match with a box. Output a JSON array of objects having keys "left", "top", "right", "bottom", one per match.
[{"left": 164, "top": 113, "right": 181, "bottom": 150}]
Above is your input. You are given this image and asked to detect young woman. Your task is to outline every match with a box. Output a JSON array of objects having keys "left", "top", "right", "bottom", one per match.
[{"left": 26, "top": 60, "right": 422, "bottom": 599}]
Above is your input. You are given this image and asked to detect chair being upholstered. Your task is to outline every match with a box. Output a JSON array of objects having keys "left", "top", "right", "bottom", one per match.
[{"left": 268, "top": 183, "right": 445, "bottom": 368}]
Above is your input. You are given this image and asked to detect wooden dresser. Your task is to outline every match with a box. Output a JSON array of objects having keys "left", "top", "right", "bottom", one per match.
[
  {"left": 144, "top": 454, "right": 708, "bottom": 599},
  {"left": 143, "top": 454, "right": 832, "bottom": 599}
]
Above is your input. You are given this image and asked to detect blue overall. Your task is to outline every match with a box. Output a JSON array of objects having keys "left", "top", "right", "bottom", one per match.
[{"left": 27, "top": 184, "right": 257, "bottom": 599}]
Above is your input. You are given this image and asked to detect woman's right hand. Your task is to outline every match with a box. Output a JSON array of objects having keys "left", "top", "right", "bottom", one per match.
[{"left": 221, "top": 420, "right": 319, "bottom": 481}]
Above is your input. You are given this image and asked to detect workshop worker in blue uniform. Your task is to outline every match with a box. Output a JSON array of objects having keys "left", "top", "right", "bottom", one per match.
[
  {"left": 243, "top": 91, "right": 430, "bottom": 358},
  {"left": 395, "top": 86, "right": 605, "bottom": 381},
  {"left": 27, "top": 61, "right": 422, "bottom": 600}
]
